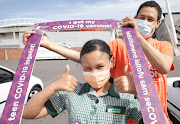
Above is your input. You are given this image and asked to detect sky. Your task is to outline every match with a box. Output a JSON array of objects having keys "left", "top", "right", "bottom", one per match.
[{"left": 0, "top": 0, "right": 180, "bottom": 21}]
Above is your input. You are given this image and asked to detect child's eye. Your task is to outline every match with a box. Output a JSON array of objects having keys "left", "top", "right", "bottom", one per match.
[{"left": 97, "top": 65, "right": 104, "bottom": 69}]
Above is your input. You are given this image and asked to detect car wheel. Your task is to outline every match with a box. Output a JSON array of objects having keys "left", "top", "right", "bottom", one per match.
[{"left": 27, "top": 86, "right": 42, "bottom": 101}]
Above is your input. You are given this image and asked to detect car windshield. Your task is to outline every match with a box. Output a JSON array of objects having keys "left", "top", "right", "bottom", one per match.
[{"left": 0, "top": 67, "right": 14, "bottom": 84}]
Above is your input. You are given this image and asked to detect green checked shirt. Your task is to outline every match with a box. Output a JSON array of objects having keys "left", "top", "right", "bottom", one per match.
[{"left": 45, "top": 82, "right": 143, "bottom": 124}]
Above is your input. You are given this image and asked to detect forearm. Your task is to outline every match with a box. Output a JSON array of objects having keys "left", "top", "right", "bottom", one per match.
[
  {"left": 23, "top": 84, "right": 56, "bottom": 119},
  {"left": 138, "top": 35, "right": 173, "bottom": 74},
  {"left": 48, "top": 41, "right": 81, "bottom": 63}
]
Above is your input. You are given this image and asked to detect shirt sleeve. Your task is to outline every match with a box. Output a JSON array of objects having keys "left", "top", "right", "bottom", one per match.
[
  {"left": 160, "top": 41, "right": 174, "bottom": 71},
  {"left": 160, "top": 41, "right": 173, "bottom": 58},
  {"left": 44, "top": 83, "right": 83, "bottom": 118},
  {"left": 44, "top": 91, "right": 68, "bottom": 118},
  {"left": 127, "top": 98, "right": 144, "bottom": 124},
  {"left": 108, "top": 39, "right": 129, "bottom": 78}
]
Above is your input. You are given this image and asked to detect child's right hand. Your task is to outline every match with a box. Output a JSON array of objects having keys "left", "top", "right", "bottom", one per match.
[
  {"left": 50, "top": 64, "right": 78, "bottom": 92},
  {"left": 22, "top": 31, "right": 52, "bottom": 49}
]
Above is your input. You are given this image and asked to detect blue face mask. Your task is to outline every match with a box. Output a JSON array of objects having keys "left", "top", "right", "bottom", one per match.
[{"left": 137, "top": 19, "right": 157, "bottom": 39}]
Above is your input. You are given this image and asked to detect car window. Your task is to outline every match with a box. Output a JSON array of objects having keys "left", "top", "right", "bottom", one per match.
[{"left": 0, "top": 68, "right": 14, "bottom": 84}]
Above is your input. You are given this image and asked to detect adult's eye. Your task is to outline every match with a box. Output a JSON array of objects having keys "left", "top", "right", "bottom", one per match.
[
  {"left": 148, "top": 18, "right": 154, "bottom": 22},
  {"left": 139, "top": 17, "right": 145, "bottom": 20}
]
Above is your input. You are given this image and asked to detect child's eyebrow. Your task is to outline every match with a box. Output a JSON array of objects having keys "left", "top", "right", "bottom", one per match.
[
  {"left": 96, "top": 63, "right": 104, "bottom": 66},
  {"left": 82, "top": 66, "right": 91, "bottom": 69}
]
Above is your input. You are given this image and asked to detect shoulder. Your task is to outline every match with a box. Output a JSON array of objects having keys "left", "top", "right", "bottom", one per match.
[
  {"left": 73, "top": 82, "right": 87, "bottom": 94},
  {"left": 108, "top": 38, "right": 126, "bottom": 51},
  {"left": 108, "top": 38, "right": 124, "bottom": 45}
]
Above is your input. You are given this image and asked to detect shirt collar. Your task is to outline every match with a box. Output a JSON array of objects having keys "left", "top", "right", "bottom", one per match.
[{"left": 78, "top": 80, "right": 120, "bottom": 98}]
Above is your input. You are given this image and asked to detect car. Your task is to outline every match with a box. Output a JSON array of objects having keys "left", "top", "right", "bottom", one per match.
[
  {"left": 36, "top": 43, "right": 71, "bottom": 60},
  {"left": 0, "top": 65, "right": 43, "bottom": 118},
  {"left": 167, "top": 77, "right": 180, "bottom": 122}
]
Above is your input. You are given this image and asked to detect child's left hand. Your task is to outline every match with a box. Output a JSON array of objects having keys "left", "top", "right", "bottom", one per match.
[{"left": 114, "top": 65, "right": 137, "bottom": 95}]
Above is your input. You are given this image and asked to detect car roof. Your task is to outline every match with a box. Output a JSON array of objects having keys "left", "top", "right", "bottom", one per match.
[{"left": 0, "top": 65, "right": 14, "bottom": 73}]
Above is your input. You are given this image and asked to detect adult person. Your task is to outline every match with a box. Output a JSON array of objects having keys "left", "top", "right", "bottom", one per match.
[
  {"left": 23, "top": 40, "right": 143, "bottom": 124},
  {"left": 23, "top": 1, "right": 174, "bottom": 123}
]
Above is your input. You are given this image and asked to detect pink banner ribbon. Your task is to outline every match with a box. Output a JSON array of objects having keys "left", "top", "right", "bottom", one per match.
[
  {"left": 121, "top": 26, "right": 166, "bottom": 124},
  {"left": 0, "top": 31, "right": 43, "bottom": 124}
]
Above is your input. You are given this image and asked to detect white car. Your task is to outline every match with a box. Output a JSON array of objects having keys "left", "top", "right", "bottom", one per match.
[
  {"left": 167, "top": 77, "right": 180, "bottom": 122},
  {"left": 0, "top": 65, "right": 43, "bottom": 118},
  {"left": 36, "top": 43, "right": 71, "bottom": 60}
]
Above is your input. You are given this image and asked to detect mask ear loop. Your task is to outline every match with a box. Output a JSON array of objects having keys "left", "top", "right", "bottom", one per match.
[
  {"left": 109, "top": 54, "right": 115, "bottom": 84},
  {"left": 109, "top": 77, "right": 114, "bottom": 84}
]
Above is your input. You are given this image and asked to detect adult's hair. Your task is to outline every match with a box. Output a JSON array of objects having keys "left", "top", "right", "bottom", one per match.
[
  {"left": 80, "top": 39, "right": 111, "bottom": 60},
  {"left": 136, "top": 1, "right": 162, "bottom": 21}
]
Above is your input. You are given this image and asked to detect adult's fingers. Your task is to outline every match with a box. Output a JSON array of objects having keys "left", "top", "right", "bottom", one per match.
[
  {"left": 23, "top": 31, "right": 36, "bottom": 38},
  {"left": 121, "top": 20, "right": 135, "bottom": 28},
  {"left": 23, "top": 31, "right": 36, "bottom": 44}
]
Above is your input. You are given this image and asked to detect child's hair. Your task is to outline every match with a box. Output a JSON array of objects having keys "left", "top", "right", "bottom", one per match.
[{"left": 80, "top": 39, "right": 112, "bottom": 60}]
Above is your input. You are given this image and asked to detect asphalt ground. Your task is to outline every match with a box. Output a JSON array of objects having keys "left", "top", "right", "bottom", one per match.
[{"left": 0, "top": 57, "right": 180, "bottom": 124}]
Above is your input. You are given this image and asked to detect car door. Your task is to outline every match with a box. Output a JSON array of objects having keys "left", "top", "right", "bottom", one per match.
[
  {"left": 167, "top": 77, "right": 180, "bottom": 122},
  {"left": 0, "top": 67, "right": 14, "bottom": 117}
]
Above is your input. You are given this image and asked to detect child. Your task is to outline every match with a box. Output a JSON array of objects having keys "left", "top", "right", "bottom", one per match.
[{"left": 23, "top": 39, "right": 143, "bottom": 124}]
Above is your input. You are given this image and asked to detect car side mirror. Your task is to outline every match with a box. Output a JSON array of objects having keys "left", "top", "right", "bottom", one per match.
[{"left": 173, "top": 81, "right": 180, "bottom": 88}]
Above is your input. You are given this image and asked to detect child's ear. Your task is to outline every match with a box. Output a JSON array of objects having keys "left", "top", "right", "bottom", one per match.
[{"left": 110, "top": 56, "right": 114, "bottom": 69}]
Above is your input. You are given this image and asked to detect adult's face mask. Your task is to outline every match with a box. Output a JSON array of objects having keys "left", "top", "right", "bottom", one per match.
[
  {"left": 137, "top": 19, "right": 157, "bottom": 39},
  {"left": 82, "top": 65, "right": 110, "bottom": 89}
]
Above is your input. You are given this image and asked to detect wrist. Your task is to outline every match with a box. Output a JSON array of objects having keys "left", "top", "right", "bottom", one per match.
[
  {"left": 47, "top": 83, "right": 58, "bottom": 93},
  {"left": 46, "top": 40, "right": 56, "bottom": 50}
]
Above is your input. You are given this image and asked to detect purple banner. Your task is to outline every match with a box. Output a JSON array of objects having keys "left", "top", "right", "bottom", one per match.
[
  {"left": 0, "top": 20, "right": 165, "bottom": 124},
  {"left": 0, "top": 31, "right": 43, "bottom": 124},
  {"left": 121, "top": 27, "right": 166, "bottom": 124},
  {"left": 34, "top": 20, "right": 121, "bottom": 31}
]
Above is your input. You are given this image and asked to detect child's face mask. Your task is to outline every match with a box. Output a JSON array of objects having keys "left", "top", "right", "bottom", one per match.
[
  {"left": 137, "top": 19, "right": 157, "bottom": 39},
  {"left": 82, "top": 63, "right": 111, "bottom": 89}
]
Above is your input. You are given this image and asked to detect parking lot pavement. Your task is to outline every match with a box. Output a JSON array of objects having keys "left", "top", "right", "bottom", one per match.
[{"left": 1, "top": 57, "right": 180, "bottom": 124}]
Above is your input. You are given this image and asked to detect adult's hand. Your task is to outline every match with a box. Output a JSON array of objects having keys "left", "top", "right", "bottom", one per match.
[
  {"left": 120, "top": 16, "right": 141, "bottom": 37},
  {"left": 22, "top": 31, "right": 52, "bottom": 48}
]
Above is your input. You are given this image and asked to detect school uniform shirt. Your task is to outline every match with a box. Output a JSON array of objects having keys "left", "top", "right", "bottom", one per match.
[
  {"left": 108, "top": 38, "right": 174, "bottom": 124},
  {"left": 45, "top": 82, "right": 143, "bottom": 124}
]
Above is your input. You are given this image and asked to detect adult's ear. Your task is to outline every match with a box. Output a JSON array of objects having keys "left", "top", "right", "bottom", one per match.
[
  {"left": 134, "top": 15, "right": 137, "bottom": 19},
  {"left": 155, "top": 20, "right": 161, "bottom": 29}
]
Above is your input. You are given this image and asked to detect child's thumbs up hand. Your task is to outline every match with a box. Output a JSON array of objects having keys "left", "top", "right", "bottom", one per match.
[
  {"left": 114, "top": 65, "right": 137, "bottom": 95},
  {"left": 51, "top": 64, "right": 78, "bottom": 92}
]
